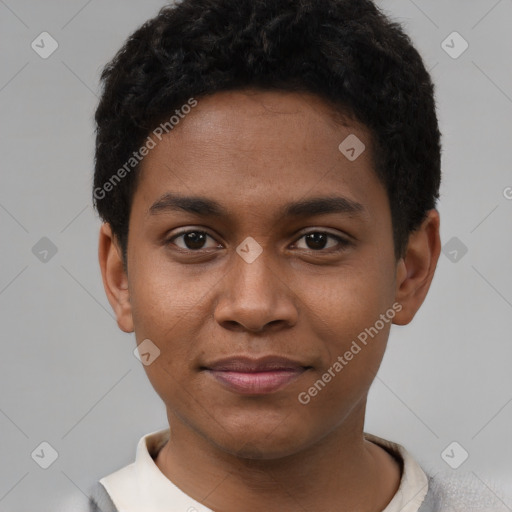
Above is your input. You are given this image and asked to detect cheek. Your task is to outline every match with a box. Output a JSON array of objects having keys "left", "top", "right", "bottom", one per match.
[
  {"left": 297, "top": 263, "right": 395, "bottom": 394},
  {"left": 304, "top": 263, "right": 394, "bottom": 340},
  {"left": 128, "top": 251, "right": 207, "bottom": 333},
  {"left": 128, "top": 264, "right": 203, "bottom": 381}
]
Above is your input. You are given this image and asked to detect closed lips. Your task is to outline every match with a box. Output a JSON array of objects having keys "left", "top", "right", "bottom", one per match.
[{"left": 203, "top": 356, "right": 311, "bottom": 394}]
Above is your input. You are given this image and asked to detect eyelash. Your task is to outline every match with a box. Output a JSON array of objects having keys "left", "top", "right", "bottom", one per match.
[{"left": 166, "top": 229, "right": 351, "bottom": 253}]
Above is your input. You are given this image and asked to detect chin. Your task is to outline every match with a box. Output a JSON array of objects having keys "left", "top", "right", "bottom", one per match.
[{"left": 211, "top": 423, "right": 313, "bottom": 461}]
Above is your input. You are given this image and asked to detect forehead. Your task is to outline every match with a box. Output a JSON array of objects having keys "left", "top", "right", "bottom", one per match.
[
  {"left": 134, "top": 89, "right": 385, "bottom": 220},
  {"left": 161, "top": 89, "right": 368, "bottom": 159}
]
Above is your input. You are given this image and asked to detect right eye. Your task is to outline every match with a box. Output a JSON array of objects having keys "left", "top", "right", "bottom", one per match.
[{"left": 166, "top": 230, "right": 221, "bottom": 251}]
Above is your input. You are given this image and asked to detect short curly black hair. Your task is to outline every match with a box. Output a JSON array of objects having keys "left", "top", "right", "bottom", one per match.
[{"left": 93, "top": 0, "right": 441, "bottom": 260}]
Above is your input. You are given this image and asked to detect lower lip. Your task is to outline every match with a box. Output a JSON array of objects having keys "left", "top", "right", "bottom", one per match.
[{"left": 206, "top": 369, "right": 306, "bottom": 394}]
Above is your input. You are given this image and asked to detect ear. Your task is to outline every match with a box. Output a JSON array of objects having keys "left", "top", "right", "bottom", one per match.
[
  {"left": 393, "top": 209, "right": 441, "bottom": 325},
  {"left": 98, "top": 223, "right": 134, "bottom": 333}
]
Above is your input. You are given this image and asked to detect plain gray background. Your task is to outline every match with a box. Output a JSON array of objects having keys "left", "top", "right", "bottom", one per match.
[{"left": 1, "top": 0, "right": 511, "bottom": 510}]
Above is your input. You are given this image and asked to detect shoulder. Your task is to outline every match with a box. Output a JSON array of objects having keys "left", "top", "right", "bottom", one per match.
[
  {"left": 88, "top": 482, "right": 118, "bottom": 512},
  {"left": 419, "top": 472, "right": 510, "bottom": 512},
  {"left": 365, "top": 433, "right": 510, "bottom": 512}
]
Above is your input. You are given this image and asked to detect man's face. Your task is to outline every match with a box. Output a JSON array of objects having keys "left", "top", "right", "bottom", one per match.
[{"left": 122, "top": 90, "right": 400, "bottom": 458}]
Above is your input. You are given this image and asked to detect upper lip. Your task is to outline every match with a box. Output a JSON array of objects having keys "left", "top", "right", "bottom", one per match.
[{"left": 204, "top": 356, "right": 309, "bottom": 372}]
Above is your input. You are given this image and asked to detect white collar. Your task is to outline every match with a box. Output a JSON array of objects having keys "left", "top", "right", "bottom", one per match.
[
  {"left": 100, "top": 429, "right": 428, "bottom": 512},
  {"left": 365, "top": 432, "right": 429, "bottom": 512}
]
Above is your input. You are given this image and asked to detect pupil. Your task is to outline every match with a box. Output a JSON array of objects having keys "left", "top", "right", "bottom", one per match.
[
  {"left": 185, "top": 232, "right": 206, "bottom": 249},
  {"left": 306, "top": 233, "right": 327, "bottom": 250}
]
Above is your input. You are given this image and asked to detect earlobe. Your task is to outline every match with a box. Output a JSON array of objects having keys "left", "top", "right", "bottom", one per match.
[
  {"left": 98, "top": 223, "right": 134, "bottom": 333},
  {"left": 393, "top": 210, "right": 441, "bottom": 325}
]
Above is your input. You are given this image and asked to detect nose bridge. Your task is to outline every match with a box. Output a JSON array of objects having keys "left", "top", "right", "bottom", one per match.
[{"left": 233, "top": 243, "right": 276, "bottom": 298}]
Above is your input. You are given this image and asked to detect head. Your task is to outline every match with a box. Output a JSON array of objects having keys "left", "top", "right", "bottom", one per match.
[{"left": 95, "top": 0, "right": 441, "bottom": 458}]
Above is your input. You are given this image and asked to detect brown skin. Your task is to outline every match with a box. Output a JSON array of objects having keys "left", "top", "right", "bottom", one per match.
[{"left": 99, "top": 89, "right": 441, "bottom": 511}]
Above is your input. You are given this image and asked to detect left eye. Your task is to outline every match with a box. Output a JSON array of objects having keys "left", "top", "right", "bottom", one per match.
[{"left": 294, "top": 232, "right": 349, "bottom": 251}]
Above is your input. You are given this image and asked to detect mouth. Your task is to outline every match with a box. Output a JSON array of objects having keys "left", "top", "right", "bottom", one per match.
[{"left": 202, "top": 356, "right": 311, "bottom": 395}]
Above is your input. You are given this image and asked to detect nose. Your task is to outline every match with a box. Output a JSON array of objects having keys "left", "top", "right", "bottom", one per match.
[{"left": 213, "top": 247, "right": 299, "bottom": 333}]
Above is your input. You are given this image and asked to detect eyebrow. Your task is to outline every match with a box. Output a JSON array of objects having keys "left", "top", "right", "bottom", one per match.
[{"left": 148, "top": 193, "right": 366, "bottom": 219}]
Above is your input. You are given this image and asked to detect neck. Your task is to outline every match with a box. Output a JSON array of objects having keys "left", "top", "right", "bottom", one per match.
[{"left": 154, "top": 402, "right": 401, "bottom": 511}]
